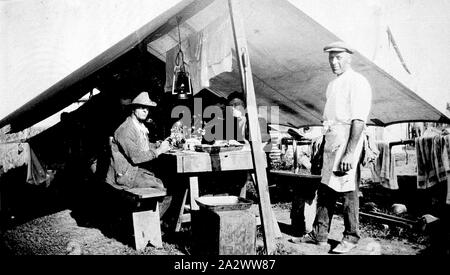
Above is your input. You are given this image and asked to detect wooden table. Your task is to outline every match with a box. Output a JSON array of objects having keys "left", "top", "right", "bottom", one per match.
[
  {"left": 162, "top": 147, "right": 281, "bottom": 236},
  {"left": 165, "top": 148, "right": 257, "bottom": 209}
]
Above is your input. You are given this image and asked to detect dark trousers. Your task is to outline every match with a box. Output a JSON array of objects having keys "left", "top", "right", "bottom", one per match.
[
  {"left": 290, "top": 181, "right": 320, "bottom": 236},
  {"left": 312, "top": 183, "right": 360, "bottom": 244}
]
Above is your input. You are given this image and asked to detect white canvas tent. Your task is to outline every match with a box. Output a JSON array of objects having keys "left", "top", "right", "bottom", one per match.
[
  {"left": 1, "top": 0, "right": 449, "bottom": 132},
  {"left": 291, "top": 0, "right": 450, "bottom": 117}
]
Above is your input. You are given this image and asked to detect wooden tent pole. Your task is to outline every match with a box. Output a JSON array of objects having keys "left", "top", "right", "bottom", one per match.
[{"left": 227, "top": 0, "right": 277, "bottom": 255}]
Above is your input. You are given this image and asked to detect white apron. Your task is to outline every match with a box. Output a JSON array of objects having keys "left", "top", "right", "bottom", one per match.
[{"left": 321, "top": 123, "right": 364, "bottom": 192}]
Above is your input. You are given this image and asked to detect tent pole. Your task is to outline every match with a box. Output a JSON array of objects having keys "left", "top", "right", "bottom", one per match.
[{"left": 227, "top": 0, "right": 277, "bottom": 255}]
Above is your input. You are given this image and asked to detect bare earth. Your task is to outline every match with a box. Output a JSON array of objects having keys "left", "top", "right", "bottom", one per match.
[{"left": 0, "top": 203, "right": 426, "bottom": 255}]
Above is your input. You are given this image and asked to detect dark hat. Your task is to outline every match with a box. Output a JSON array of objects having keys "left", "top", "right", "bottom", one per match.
[
  {"left": 227, "top": 91, "right": 245, "bottom": 103},
  {"left": 130, "top": 92, "right": 157, "bottom": 107},
  {"left": 323, "top": 41, "right": 354, "bottom": 54}
]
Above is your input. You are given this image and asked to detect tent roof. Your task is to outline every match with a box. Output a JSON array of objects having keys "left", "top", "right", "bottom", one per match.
[{"left": 1, "top": 0, "right": 449, "bottom": 132}]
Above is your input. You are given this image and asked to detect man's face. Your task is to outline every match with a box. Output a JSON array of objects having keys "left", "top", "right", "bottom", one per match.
[
  {"left": 328, "top": 51, "right": 352, "bottom": 75},
  {"left": 229, "top": 98, "right": 246, "bottom": 118},
  {"left": 133, "top": 106, "right": 150, "bottom": 121}
]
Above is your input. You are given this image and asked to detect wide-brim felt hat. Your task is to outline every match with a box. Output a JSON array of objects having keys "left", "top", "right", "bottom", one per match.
[
  {"left": 323, "top": 41, "right": 354, "bottom": 54},
  {"left": 130, "top": 92, "right": 157, "bottom": 107}
]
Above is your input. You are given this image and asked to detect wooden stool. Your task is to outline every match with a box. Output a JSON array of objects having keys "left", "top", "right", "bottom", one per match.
[{"left": 121, "top": 188, "right": 167, "bottom": 251}]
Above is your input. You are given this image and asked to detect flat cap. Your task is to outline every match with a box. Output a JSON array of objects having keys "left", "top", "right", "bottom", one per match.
[{"left": 323, "top": 41, "right": 354, "bottom": 54}]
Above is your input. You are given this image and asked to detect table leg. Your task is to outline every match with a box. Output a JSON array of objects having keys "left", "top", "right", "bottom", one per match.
[
  {"left": 175, "top": 188, "right": 189, "bottom": 232},
  {"left": 293, "top": 140, "right": 299, "bottom": 174},
  {"left": 189, "top": 176, "right": 199, "bottom": 211}
]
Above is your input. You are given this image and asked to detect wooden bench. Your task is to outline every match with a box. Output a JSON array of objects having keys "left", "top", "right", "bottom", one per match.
[{"left": 120, "top": 187, "right": 167, "bottom": 251}]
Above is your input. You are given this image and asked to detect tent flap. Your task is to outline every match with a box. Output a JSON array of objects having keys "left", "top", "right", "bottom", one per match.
[{"left": 1, "top": 0, "right": 449, "bottom": 132}]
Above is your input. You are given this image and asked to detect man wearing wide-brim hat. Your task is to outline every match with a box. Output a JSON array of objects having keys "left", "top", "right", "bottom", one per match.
[
  {"left": 289, "top": 41, "right": 372, "bottom": 254},
  {"left": 106, "top": 91, "right": 171, "bottom": 190}
]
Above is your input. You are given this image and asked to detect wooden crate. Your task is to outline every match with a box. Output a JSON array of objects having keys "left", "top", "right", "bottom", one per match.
[{"left": 192, "top": 208, "right": 256, "bottom": 255}]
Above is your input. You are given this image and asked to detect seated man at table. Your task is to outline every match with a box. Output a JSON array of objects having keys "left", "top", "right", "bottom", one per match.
[
  {"left": 201, "top": 91, "right": 271, "bottom": 198},
  {"left": 227, "top": 91, "right": 271, "bottom": 145},
  {"left": 203, "top": 91, "right": 270, "bottom": 145},
  {"left": 105, "top": 91, "right": 171, "bottom": 191}
]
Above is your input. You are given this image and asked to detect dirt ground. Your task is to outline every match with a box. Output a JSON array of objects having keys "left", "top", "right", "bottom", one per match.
[
  {"left": 0, "top": 199, "right": 428, "bottom": 255},
  {"left": 270, "top": 204, "right": 426, "bottom": 255}
]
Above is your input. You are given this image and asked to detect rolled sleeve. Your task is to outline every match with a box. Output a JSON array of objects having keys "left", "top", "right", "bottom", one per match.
[{"left": 350, "top": 75, "right": 372, "bottom": 122}]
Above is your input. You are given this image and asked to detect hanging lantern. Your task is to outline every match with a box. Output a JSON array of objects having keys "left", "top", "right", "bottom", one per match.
[
  {"left": 171, "top": 64, "right": 192, "bottom": 100},
  {"left": 171, "top": 18, "right": 192, "bottom": 100}
]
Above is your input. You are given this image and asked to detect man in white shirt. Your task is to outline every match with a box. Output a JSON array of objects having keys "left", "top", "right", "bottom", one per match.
[{"left": 290, "top": 41, "right": 372, "bottom": 254}]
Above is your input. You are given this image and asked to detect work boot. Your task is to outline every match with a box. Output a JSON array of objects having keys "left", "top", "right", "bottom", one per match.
[{"left": 288, "top": 232, "right": 328, "bottom": 246}]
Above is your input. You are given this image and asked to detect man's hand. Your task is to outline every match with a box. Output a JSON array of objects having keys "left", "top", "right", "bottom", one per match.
[
  {"left": 339, "top": 152, "right": 354, "bottom": 172},
  {"left": 156, "top": 140, "right": 171, "bottom": 155}
]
